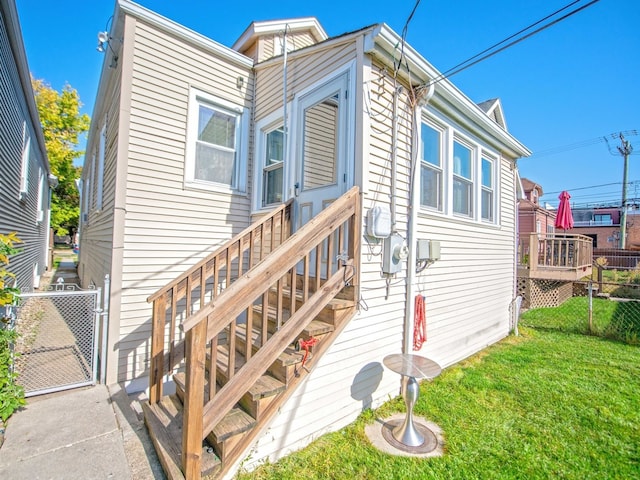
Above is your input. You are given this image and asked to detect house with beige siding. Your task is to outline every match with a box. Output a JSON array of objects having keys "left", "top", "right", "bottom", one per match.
[
  {"left": 0, "top": 0, "right": 54, "bottom": 294},
  {"left": 79, "top": 1, "right": 531, "bottom": 478}
]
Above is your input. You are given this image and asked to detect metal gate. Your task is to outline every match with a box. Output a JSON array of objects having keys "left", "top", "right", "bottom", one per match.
[{"left": 12, "top": 279, "right": 105, "bottom": 397}]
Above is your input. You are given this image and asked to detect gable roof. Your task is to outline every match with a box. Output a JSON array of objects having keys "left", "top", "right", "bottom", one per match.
[
  {"left": 477, "top": 98, "right": 507, "bottom": 130},
  {"left": 232, "top": 17, "right": 327, "bottom": 53}
]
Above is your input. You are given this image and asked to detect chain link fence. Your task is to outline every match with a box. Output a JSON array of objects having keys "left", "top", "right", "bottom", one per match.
[
  {"left": 519, "top": 261, "right": 640, "bottom": 345},
  {"left": 12, "top": 284, "right": 100, "bottom": 396}
]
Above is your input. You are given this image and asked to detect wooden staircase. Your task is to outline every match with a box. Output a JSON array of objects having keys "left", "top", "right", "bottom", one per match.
[{"left": 144, "top": 187, "right": 361, "bottom": 479}]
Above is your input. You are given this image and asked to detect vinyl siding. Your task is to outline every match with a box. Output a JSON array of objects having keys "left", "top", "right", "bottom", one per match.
[
  {"left": 0, "top": 4, "right": 50, "bottom": 292},
  {"left": 245, "top": 52, "right": 411, "bottom": 469},
  {"left": 116, "top": 17, "right": 254, "bottom": 383},
  {"left": 254, "top": 41, "right": 357, "bottom": 122},
  {"left": 245, "top": 52, "right": 520, "bottom": 470}
]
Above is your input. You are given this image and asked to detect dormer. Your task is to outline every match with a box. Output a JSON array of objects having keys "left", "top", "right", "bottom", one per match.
[
  {"left": 232, "top": 18, "right": 328, "bottom": 63},
  {"left": 477, "top": 98, "right": 507, "bottom": 130},
  {"left": 521, "top": 178, "right": 543, "bottom": 206}
]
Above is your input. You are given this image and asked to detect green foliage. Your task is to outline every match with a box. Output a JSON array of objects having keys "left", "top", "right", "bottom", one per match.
[
  {"left": 0, "top": 232, "right": 24, "bottom": 421},
  {"left": 237, "top": 330, "right": 640, "bottom": 480},
  {"left": 0, "top": 328, "right": 25, "bottom": 422},
  {"left": 32, "top": 78, "right": 90, "bottom": 236},
  {"left": 0, "top": 232, "right": 22, "bottom": 309}
]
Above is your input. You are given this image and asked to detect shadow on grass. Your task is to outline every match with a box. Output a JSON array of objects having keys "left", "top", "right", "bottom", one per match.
[{"left": 607, "top": 300, "right": 640, "bottom": 344}]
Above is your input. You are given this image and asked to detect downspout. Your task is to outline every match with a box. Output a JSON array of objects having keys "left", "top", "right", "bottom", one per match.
[
  {"left": 282, "top": 25, "right": 289, "bottom": 197},
  {"left": 403, "top": 82, "right": 435, "bottom": 354}
]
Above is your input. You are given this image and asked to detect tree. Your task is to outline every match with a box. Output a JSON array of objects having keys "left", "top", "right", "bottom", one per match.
[{"left": 32, "top": 79, "right": 90, "bottom": 237}]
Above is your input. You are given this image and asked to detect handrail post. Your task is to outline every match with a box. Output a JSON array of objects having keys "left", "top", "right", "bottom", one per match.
[
  {"left": 183, "top": 319, "right": 206, "bottom": 480},
  {"left": 149, "top": 295, "right": 166, "bottom": 404},
  {"left": 529, "top": 233, "right": 539, "bottom": 273}
]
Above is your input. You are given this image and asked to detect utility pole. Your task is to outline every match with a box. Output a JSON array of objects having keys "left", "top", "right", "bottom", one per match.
[{"left": 618, "top": 133, "right": 634, "bottom": 249}]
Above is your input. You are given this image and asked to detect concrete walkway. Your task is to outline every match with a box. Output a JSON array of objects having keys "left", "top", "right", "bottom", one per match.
[{"left": 0, "top": 252, "right": 165, "bottom": 479}]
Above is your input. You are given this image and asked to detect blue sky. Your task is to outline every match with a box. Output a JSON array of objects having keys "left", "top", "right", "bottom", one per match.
[{"left": 15, "top": 0, "right": 640, "bottom": 207}]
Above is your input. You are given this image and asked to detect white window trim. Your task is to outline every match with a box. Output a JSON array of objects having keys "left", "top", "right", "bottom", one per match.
[
  {"left": 480, "top": 153, "right": 498, "bottom": 224},
  {"left": 419, "top": 113, "right": 501, "bottom": 226},
  {"left": 253, "top": 109, "right": 286, "bottom": 212},
  {"left": 184, "top": 87, "right": 248, "bottom": 194},
  {"left": 419, "top": 118, "right": 446, "bottom": 213},
  {"left": 19, "top": 122, "right": 30, "bottom": 200},
  {"left": 36, "top": 168, "right": 45, "bottom": 223},
  {"left": 452, "top": 136, "right": 475, "bottom": 219}
]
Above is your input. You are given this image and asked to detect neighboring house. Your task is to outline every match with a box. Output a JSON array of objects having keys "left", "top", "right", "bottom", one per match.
[
  {"left": 518, "top": 178, "right": 556, "bottom": 236},
  {"left": 516, "top": 179, "right": 592, "bottom": 310},
  {"left": 79, "top": 1, "right": 532, "bottom": 477},
  {"left": 570, "top": 206, "right": 628, "bottom": 248},
  {"left": 0, "top": 0, "right": 54, "bottom": 291}
]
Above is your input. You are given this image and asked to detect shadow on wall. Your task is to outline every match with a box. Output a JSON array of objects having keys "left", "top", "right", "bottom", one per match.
[{"left": 350, "top": 362, "right": 384, "bottom": 412}]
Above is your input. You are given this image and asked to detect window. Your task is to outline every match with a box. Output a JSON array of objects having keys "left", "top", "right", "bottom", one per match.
[
  {"left": 36, "top": 168, "right": 45, "bottom": 222},
  {"left": 185, "top": 89, "right": 247, "bottom": 192},
  {"left": 481, "top": 157, "right": 494, "bottom": 221},
  {"left": 19, "top": 122, "right": 30, "bottom": 199},
  {"left": 594, "top": 214, "right": 613, "bottom": 226},
  {"left": 453, "top": 141, "right": 473, "bottom": 216},
  {"left": 420, "top": 123, "right": 443, "bottom": 211},
  {"left": 262, "top": 126, "right": 284, "bottom": 206}
]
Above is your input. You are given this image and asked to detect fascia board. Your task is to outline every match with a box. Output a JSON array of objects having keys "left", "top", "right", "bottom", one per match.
[
  {"left": 232, "top": 17, "right": 328, "bottom": 52},
  {"left": 365, "top": 24, "right": 531, "bottom": 159},
  {"left": 2, "top": 0, "right": 50, "bottom": 172},
  {"left": 118, "top": 0, "right": 253, "bottom": 69}
]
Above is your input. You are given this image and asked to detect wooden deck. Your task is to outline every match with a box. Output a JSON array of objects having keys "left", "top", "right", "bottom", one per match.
[{"left": 518, "top": 233, "right": 593, "bottom": 281}]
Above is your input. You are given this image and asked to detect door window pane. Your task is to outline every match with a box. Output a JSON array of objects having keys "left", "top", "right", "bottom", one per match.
[{"left": 302, "top": 93, "right": 339, "bottom": 190}]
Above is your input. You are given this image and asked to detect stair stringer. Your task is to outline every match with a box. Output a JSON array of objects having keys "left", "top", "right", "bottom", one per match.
[{"left": 216, "top": 305, "right": 357, "bottom": 479}]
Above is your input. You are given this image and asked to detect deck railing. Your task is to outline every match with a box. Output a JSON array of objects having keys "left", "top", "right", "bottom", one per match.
[
  {"left": 518, "top": 233, "right": 593, "bottom": 280},
  {"left": 147, "top": 187, "right": 361, "bottom": 479}
]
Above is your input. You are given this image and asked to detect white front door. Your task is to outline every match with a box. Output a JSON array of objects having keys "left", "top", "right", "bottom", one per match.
[{"left": 294, "top": 71, "right": 351, "bottom": 229}]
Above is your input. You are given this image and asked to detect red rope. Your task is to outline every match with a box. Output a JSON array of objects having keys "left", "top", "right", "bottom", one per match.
[
  {"left": 299, "top": 337, "right": 318, "bottom": 370},
  {"left": 413, "top": 295, "right": 427, "bottom": 350}
]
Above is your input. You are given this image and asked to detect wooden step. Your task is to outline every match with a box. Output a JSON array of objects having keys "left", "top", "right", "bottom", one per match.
[
  {"left": 267, "top": 287, "right": 356, "bottom": 325},
  {"left": 173, "top": 372, "right": 257, "bottom": 463},
  {"left": 142, "top": 395, "right": 220, "bottom": 480},
  {"left": 252, "top": 303, "right": 336, "bottom": 338}
]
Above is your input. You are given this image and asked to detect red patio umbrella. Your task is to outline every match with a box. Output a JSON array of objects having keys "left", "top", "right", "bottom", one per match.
[{"left": 555, "top": 191, "right": 574, "bottom": 230}]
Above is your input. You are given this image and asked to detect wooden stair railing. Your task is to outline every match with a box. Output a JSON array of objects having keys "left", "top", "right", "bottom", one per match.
[
  {"left": 147, "top": 200, "right": 293, "bottom": 404},
  {"left": 147, "top": 186, "right": 361, "bottom": 480}
]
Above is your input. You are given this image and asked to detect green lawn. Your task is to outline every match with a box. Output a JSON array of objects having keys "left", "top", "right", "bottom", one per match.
[
  {"left": 237, "top": 328, "right": 639, "bottom": 479},
  {"left": 520, "top": 296, "right": 640, "bottom": 344}
]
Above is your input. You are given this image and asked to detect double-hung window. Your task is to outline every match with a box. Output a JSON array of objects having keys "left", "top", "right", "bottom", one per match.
[
  {"left": 262, "top": 126, "right": 284, "bottom": 207},
  {"left": 420, "top": 123, "right": 443, "bottom": 211},
  {"left": 481, "top": 157, "right": 494, "bottom": 222},
  {"left": 453, "top": 141, "right": 473, "bottom": 217},
  {"left": 186, "top": 89, "right": 247, "bottom": 192}
]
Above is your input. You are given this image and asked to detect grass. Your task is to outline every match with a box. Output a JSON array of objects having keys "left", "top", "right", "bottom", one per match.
[{"left": 236, "top": 328, "right": 639, "bottom": 479}]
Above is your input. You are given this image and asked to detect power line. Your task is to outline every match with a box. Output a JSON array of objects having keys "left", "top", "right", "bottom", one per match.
[
  {"left": 426, "top": 0, "right": 601, "bottom": 88},
  {"left": 525, "top": 130, "right": 638, "bottom": 158},
  {"left": 432, "top": 0, "right": 582, "bottom": 84}
]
